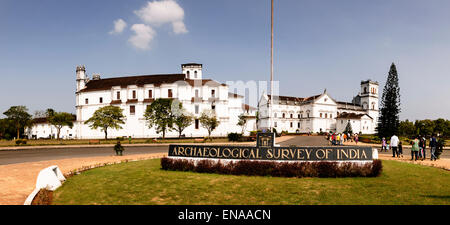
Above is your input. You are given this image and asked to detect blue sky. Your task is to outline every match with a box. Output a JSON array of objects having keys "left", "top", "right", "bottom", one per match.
[{"left": 0, "top": 0, "right": 449, "bottom": 120}]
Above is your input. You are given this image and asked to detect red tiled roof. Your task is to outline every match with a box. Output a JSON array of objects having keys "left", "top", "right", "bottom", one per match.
[
  {"left": 80, "top": 74, "right": 186, "bottom": 92},
  {"left": 268, "top": 94, "right": 321, "bottom": 103},
  {"left": 80, "top": 74, "right": 227, "bottom": 92},
  {"left": 336, "top": 112, "right": 372, "bottom": 120},
  {"left": 185, "top": 79, "right": 226, "bottom": 87}
]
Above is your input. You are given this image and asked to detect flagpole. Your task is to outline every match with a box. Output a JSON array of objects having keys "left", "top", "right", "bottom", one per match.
[{"left": 269, "top": 0, "right": 274, "bottom": 132}]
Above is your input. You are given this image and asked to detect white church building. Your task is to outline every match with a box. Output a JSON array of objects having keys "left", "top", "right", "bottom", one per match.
[
  {"left": 258, "top": 80, "right": 379, "bottom": 134},
  {"left": 28, "top": 63, "right": 257, "bottom": 139}
]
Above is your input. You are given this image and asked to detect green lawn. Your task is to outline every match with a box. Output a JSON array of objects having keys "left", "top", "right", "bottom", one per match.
[
  {"left": 0, "top": 138, "right": 232, "bottom": 147},
  {"left": 52, "top": 159, "right": 450, "bottom": 205}
]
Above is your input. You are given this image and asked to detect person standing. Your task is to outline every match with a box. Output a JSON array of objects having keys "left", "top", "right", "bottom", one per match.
[
  {"left": 381, "top": 137, "right": 387, "bottom": 152},
  {"left": 390, "top": 134, "right": 399, "bottom": 158},
  {"left": 336, "top": 133, "right": 341, "bottom": 146},
  {"left": 421, "top": 136, "right": 426, "bottom": 160},
  {"left": 355, "top": 134, "right": 359, "bottom": 145},
  {"left": 430, "top": 135, "right": 437, "bottom": 161},
  {"left": 398, "top": 140, "right": 403, "bottom": 158},
  {"left": 411, "top": 137, "right": 420, "bottom": 161}
]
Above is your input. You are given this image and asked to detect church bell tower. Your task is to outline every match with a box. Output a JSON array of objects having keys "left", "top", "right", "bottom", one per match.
[
  {"left": 182, "top": 63, "right": 202, "bottom": 80},
  {"left": 360, "top": 79, "right": 379, "bottom": 123}
]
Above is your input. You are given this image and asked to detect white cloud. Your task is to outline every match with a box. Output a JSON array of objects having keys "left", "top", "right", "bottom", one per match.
[
  {"left": 128, "top": 24, "right": 156, "bottom": 50},
  {"left": 109, "top": 18, "right": 127, "bottom": 34},
  {"left": 172, "top": 20, "right": 188, "bottom": 34},
  {"left": 134, "top": 0, "right": 188, "bottom": 34}
]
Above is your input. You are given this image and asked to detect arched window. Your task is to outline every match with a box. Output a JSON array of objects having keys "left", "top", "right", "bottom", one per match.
[
  {"left": 187, "top": 71, "right": 190, "bottom": 78},
  {"left": 194, "top": 70, "right": 198, "bottom": 78},
  {"left": 363, "top": 102, "right": 368, "bottom": 109},
  {"left": 282, "top": 113, "right": 285, "bottom": 118},
  {"left": 364, "top": 87, "right": 367, "bottom": 94}
]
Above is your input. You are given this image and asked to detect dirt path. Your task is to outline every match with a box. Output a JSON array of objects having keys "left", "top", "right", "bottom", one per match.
[
  {"left": 378, "top": 154, "right": 450, "bottom": 170},
  {"left": 0, "top": 152, "right": 167, "bottom": 205}
]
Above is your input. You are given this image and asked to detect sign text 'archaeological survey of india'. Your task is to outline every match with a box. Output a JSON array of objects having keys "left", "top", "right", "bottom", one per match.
[{"left": 168, "top": 133, "right": 373, "bottom": 161}]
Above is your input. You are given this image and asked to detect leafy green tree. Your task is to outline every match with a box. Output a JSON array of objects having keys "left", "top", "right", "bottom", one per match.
[
  {"left": 433, "top": 118, "right": 449, "bottom": 137},
  {"left": 237, "top": 113, "right": 248, "bottom": 134},
  {"left": 398, "top": 120, "right": 416, "bottom": 137},
  {"left": 199, "top": 110, "right": 220, "bottom": 140},
  {"left": 172, "top": 101, "right": 193, "bottom": 138},
  {"left": 414, "top": 119, "right": 435, "bottom": 136},
  {"left": 84, "top": 106, "right": 125, "bottom": 140},
  {"left": 3, "top": 106, "right": 32, "bottom": 139},
  {"left": 49, "top": 112, "right": 74, "bottom": 140},
  {"left": 377, "top": 63, "right": 401, "bottom": 138},
  {"left": 45, "top": 108, "right": 55, "bottom": 117},
  {"left": 0, "top": 119, "right": 16, "bottom": 140},
  {"left": 144, "top": 98, "right": 175, "bottom": 139}
]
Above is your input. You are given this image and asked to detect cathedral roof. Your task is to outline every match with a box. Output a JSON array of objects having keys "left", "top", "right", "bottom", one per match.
[
  {"left": 79, "top": 74, "right": 226, "bottom": 92},
  {"left": 336, "top": 112, "right": 372, "bottom": 120},
  {"left": 336, "top": 101, "right": 364, "bottom": 109},
  {"left": 267, "top": 94, "right": 322, "bottom": 105}
]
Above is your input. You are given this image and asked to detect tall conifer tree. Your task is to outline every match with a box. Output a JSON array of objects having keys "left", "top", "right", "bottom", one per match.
[{"left": 377, "top": 63, "right": 401, "bottom": 138}]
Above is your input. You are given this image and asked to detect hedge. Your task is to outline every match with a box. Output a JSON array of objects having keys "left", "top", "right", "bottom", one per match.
[{"left": 161, "top": 157, "right": 382, "bottom": 178}]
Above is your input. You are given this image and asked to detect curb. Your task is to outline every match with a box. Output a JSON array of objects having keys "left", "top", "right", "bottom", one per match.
[{"left": 0, "top": 142, "right": 256, "bottom": 151}]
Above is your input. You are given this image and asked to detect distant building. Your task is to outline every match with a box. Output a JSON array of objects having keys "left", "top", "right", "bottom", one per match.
[
  {"left": 28, "top": 63, "right": 257, "bottom": 139},
  {"left": 258, "top": 80, "right": 379, "bottom": 134}
]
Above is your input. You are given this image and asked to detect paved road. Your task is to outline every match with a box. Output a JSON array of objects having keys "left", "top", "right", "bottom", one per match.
[
  {"left": 1, "top": 136, "right": 447, "bottom": 165},
  {"left": 278, "top": 136, "right": 329, "bottom": 146},
  {"left": 0, "top": 146, "right": 168, "bottom": 165},
  {"left": 278, "top": 136, "right": 450, "bottom": 159}
]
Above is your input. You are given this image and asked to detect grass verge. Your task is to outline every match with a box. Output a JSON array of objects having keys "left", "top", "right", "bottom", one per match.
[
  {"left": 0, "top": 138, "right": 232, "bottom": 147},
  {"left": 52, "top": 159, "right": 450, "bottom": 205}
]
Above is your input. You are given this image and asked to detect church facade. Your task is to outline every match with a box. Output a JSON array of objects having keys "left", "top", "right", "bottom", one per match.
[
  {"left": 28, "top": 63, "right": 257, "bottom": 139},
  {"left": 258, "top": 80, "right": 379, "bottom": 134}
]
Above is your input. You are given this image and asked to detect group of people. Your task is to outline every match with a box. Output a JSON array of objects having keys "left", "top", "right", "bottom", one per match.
[
  {"left": 328, "top": 133, "right": 359, "bottom": 146},
  {"left": 382, "top": 134, "right": 439, "bottom": 161},
  {"left": 410, "top": 135, "right": 438, "bottom": 161}
]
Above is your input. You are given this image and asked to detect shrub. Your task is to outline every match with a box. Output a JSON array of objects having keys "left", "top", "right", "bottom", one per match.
[
  {"left": 15, "top": 139, "right": 27, "bottom": 145},
  {"left": 31, "top": 189, "right": 53, "bottom": 205},
  {"left": 370, "top": 160, "right": 383, "bottom": 177},
  {"left": 227, "top": 132, "right": 243, "bottom": 142},
  {"left": 160, "top": 157, "right": 383, "bottom": 178},
  {"left": 316, "top": 162, "right": 338, "bottom": 178}
]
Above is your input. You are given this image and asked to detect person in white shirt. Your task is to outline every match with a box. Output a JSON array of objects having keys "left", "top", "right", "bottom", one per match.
[{"left": 390, "top": 135, "right": 399, "bottom": 157}]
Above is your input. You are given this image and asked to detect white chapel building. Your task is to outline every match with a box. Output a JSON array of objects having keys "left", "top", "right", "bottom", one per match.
[
  {"left": 28, "top": 63, "right": 257, "bottom": 139},
  {"left": 258, "top": 80, "right": 379, "bottom": 134}
]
